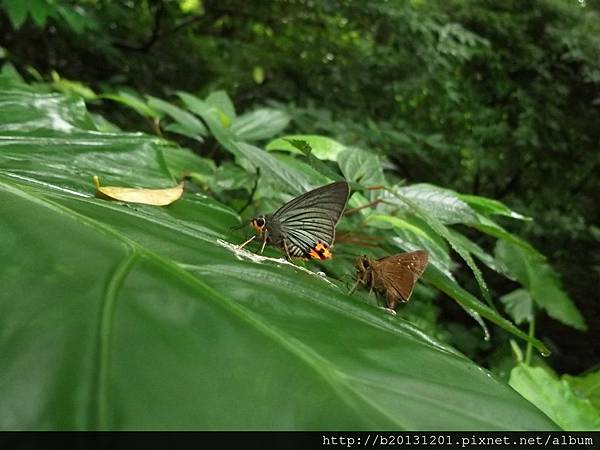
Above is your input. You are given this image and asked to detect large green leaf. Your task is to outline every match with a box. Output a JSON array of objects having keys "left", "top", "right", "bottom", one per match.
[
  {"left": 0, "top": 89, "right": 95, "bottom": 132},
  {"left": 0, "top": 87, "right": 558, "bottom": 430},
  {"left": 563, "top": 371, "right": 600, "bottom": 413},
  {"left": 509, "top": 364, "right": 600, "bottom": 431},
  {"left": 388, "top": 184, "right": 478, "bottom": 225}
]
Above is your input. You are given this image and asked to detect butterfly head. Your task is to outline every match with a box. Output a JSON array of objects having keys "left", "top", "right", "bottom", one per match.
[
  {"left": 354, "top": 255, "right": 372, "bottom": 274},
  {"left": 250, "top": 216, "right": 267, "bottom": 234}
]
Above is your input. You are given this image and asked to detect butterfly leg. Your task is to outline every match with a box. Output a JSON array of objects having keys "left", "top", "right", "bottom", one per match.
[
  {"left": 368, "top": 274, "right": 376, "bottom": 298},
  {"left": 386, "top": 294, "right": 398, "bottom": 311},
  {"left": 237, "top": 234, "right": 256, "bottom": 250},
  {"left": 349, "top": 271, "right": 367, "bottom": 295},
  {"left": 348, "top": 278, "right": 360, "bottom": 295},
  {"left": 282, "top": 239, "right": 292, "bottom": 261},
  {"left": 259, "top": 231, "right": 268, "bottom": 254}
]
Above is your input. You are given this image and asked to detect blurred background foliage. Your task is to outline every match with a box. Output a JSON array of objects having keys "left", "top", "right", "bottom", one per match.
[{"left": 0, "top": 0, "right": 598, "bottom": 426}]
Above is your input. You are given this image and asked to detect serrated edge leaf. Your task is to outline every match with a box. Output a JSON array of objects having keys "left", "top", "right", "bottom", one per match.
[
  {"left": 266, "top": 135, "right": 346, "bottom": 161},
  {"left": 459, "top": 194, "right": 531, "bottom": 221},
  {"left": 390, "top": 187, "right": 495, "bottom": 309}
]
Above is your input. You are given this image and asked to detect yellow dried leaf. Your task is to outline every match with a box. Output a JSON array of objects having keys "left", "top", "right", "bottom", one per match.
[{"left": 93, "top": 176, "right": 183, "bottom": 206}]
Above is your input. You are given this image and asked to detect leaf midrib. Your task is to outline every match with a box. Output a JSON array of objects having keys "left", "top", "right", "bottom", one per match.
[{"left": 96, "top": 250, "right": 139, "bottom": 430}]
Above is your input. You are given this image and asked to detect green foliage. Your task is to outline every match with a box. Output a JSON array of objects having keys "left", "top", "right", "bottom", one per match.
[
  {"left": 1, "top": 0, "right": 96, "bottom": 32},
  {"left": 338, "top": 147, "right": 386, "bottom": 188},
  {"left": 564, "top": 370, "right": 600, "bottom": 413},
  {"left": 147, "top": 95, "right": 208, "bottom": 140},
  {"left": 509, "top": 364, "right": 600, "bottom": 431},
  {"left": 0, "top": 79, "right": 562, "bottom": 431},
  {"left": 392, "top": 184, "right": 478, "bottom": 225},
  {"left": 266, "top": 135, "right": 346, "bottom": 160},
  {"left": 11, "top": 56, "right": 583, "bottom": 346},
  {"left": 124, "top": 86, "right": 590, "bottom": 352},
  {"left": 230, "top": 108, "right": 290, "bottom": 141},
  {"left": 495, "top": 241, "right": 586, "bottom": 330},
  {"left": 500, "top": 289, "right": 534, "bottom": 326},
  {"left": 458, "top": 195, "right": 531, "bottom": 221},
  {"left": 1, "top": 0, "right": 595, "bottom": 254},
  {"left": 101, "top": 91, "right": 159, "bottom": 119},
  {"left": 0, "top": 0, "right": 597, "bottom": 429}
]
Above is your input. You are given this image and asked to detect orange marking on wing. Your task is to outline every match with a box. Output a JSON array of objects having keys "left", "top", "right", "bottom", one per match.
[{"left": 309, "top": 241, "right": 332, "bottom": 260}]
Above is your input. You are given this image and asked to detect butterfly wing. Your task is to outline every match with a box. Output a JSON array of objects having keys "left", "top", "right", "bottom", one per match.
[
  {"left": 274, "top": 181, "right": 350, "bottom": 223},
  {"left": 272, "top": 181, "right": 350, "bottom": 259},
  {"left": 375, "top": 250, "right": 429, "bottom": 301},
  {"left": 284, "top": 213, "right": 336, "bottom": 258}
]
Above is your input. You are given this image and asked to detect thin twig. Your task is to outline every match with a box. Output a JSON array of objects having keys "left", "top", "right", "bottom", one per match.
[
  {"left": 151, "top": 117, "right": 163, "bottom": 138},
  {"left": 344, "top": 199, "right": 386, "bottom": 215},
  {"left": 237, "top": 168, "right": 260, "bottom": 215}
]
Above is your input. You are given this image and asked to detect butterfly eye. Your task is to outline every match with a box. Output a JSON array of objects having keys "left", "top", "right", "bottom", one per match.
[
  {"left": 363, "top": 259, "right": 370, "bottom": 268},
  {"left": 251, "top": 217, "right": 266, "bottom": 233}
]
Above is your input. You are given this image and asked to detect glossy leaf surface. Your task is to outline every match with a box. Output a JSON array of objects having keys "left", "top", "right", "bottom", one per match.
[{"left": 0, "top": 86, "right": 557, "bottom": 430}]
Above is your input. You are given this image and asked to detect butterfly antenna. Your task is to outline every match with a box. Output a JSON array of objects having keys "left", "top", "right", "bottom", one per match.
[{"left": 230, "top": 221, "right": 248, "bottom": 231}]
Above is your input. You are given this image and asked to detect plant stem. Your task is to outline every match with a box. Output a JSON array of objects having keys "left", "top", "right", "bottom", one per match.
[{"left": 525, "top": 318, "right": 535, "bottom": 365}]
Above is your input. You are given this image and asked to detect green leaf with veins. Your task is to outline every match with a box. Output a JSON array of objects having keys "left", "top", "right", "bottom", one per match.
[{"left": 0, "top": 84, "right": 557, "bottom": 430}]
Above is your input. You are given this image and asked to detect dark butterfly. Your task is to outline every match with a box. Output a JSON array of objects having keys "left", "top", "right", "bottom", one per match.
[
  {"left": 237, "top": 181, "right": 350, "bottom": 260},
  {"left": 351, "top": 250, "right": 429, "bottom": 311}
]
